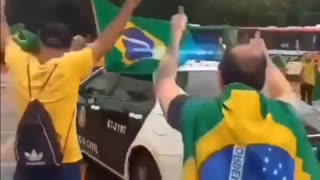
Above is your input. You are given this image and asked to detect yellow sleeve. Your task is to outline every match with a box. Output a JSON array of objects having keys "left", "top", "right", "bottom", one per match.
[
  {"left": 61, "top": 47, "right": 94, "bottom": 80},
  {"left": 97, "top": 57, "right": 105, "bottom": 67},
  {"left": 4, "top": 40, "right": 30, "bottom": 70}
]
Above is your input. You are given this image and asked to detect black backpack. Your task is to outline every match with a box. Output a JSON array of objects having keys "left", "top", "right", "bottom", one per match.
[{"left": 15, "top": 63, "right": 71, "bottom": 167}]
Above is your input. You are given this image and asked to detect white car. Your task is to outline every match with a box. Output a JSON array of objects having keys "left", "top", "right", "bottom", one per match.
[
  {"left": 77, "top": 61, "right": 320, "bottom": 180},
  {"left": 77, "top": 60, "right": 221, "bottom": 180}
]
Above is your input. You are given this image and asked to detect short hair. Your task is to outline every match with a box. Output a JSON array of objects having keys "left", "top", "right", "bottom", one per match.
[
  {"left": 38, "top": 22, "right": 73, "bottom": 49},
  {"left": 218, "top": 48, "right": 267, "bottom": 91}
]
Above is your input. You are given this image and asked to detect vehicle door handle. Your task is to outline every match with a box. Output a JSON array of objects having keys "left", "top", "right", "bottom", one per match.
[{"left": 90, "top": 104, "right": 100, "bottom": 110}]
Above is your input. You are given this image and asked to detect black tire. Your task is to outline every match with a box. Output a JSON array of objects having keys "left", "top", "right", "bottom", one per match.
[{"left": 130, "top": 152, "right": 162, "bottom": 180}]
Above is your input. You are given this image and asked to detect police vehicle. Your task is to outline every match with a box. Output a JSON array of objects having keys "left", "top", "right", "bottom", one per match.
[{"left": 77, "top": 60, "right": 320, "bottom": 180}]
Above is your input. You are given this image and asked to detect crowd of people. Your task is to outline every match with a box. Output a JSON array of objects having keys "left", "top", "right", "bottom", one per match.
[{"left": 1, "top": 0, "right": 320, "bottom": 180}]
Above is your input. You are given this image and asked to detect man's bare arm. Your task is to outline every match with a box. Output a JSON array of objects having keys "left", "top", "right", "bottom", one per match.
[
  {"left": 155, "top": 9, "right": 187, "bottom": 117},
  {"left": 266, "top": 55, "right": 296, "bottom": 100},
  {"left": 1, "top": 0, "right": 10, "bottom": 51},
  {"left": 251, "top": 36, "right": 297, "bottom": 105},
  {"left": 88, "top": 0, "right": 140, "bottom": 64}
]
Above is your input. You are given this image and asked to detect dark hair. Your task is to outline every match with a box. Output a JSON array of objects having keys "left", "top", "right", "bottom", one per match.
[
  {"left": 38, "top": 22, "right": 73, "bottom": 49},
  {"left": 218, "top": 48, "right": 267, "bottom": 90}
]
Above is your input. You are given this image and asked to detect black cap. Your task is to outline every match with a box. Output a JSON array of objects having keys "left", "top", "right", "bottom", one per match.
[{"left": 38, "top": 22, "right": 73, "bottom": 49}]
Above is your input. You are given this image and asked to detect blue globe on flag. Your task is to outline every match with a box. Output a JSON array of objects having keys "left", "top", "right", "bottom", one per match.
[
  {"left": 201, "top": 145, "right": 295, "bottom": 180},
  {"left": 122, "top": 27, "right": 155, "bottom": 62}
]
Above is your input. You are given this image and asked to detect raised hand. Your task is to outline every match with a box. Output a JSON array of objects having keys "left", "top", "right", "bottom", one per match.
[
  {"left": 1, "top": 0, "right": 6, "bottom": 18},
  {"left": 171, "top": 6, "right": 188, "bottom": 43},
  {"left": 250, "top": 33, "right": 268, "bottom": 53}
]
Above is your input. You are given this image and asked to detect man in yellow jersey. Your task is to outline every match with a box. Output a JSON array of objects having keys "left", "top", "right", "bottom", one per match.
[
  {"left": 301, "top": 52, "right": 318, "bottom": 105},
  {"left": 155, "top": 11, "right": 319, "bottom": 179},
  {"left": 1, "top": 0, "right": 141, "bottom": 179}
]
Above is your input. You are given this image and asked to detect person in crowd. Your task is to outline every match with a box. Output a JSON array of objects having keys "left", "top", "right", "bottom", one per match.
[
  {"left": 301, "top": 52, "right": 318, "bottom": 105},
  {"left": 1, "top": 0, "right": 141, "bottom": 179},
  {"left": 155, "top": 11, "right": 319, "bottom": 179}
]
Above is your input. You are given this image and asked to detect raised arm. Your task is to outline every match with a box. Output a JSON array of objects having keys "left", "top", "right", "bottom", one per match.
[
  {"left": 250, "top": 35, "right": 298, "bottom": 106},
  {"left": 1, "top": 0, "right": 10, "bottom": 51},
  {"left": 154, "top": 8, "right": 188, "bottom": 117},
  {"left": 266, "top": 54, "right": 297, "bottom": 103},
  {"left": 88, "top": 0, "right": 141, "bottom": 65}
]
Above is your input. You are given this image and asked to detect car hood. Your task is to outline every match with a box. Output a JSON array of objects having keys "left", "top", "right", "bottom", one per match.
[{"left": 294, "top": 100, "right": 320, "bottom": 137}]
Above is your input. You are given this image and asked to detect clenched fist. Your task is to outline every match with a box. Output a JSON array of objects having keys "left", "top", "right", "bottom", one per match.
[
  {"left": 171, "top": 12, "right": 188, "bottom": 33},
  {"left": 250, "top": 36, "right": 268, "bottom": 53},
  {"left": 171, "top": 7, "right": 188, "bottom": 43}
]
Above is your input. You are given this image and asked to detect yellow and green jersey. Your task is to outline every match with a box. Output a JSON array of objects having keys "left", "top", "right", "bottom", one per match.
[{"left": 168, "top": 83, "right": 320, "bottom": 180}]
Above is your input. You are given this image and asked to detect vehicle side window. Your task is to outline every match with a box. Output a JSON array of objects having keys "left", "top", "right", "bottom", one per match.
[
  {"left": 82, "top": 69, "right": 121, "bottom": 96},
  {"left": 176, "top": 71, "right": 221, "bottom": 98},
  {"left": 110, "top": 75, "right": 154, "bottom": 103}
]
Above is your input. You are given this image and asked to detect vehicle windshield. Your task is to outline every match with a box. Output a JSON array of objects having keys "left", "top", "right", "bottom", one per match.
[
  {"left": 176, "top": 70, "right": 220, "bottom": 98},
  {"left": 181, "top": 28, "right": 226, "bottom": 62},
  {"left": 261, "top": 31, "right": 318, "bottom": 51},
  {"left": 262, "top": 31, "right": 298, "bottom": 50},
  {"left": 299, "top": 33, "right": 318, "bottom": 51}
]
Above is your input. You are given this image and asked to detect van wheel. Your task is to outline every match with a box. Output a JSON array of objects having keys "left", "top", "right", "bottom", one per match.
[{"left": 130, "top": 152, "right": 161, "bottom": 180}]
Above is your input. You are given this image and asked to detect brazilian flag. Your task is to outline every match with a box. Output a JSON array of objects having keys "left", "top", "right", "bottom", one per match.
[
  {"left": 92, "top": 0, "right": 195, "bottom": 74},
  {"left": 178, "top": 83, "right": 320, "bottom": 180}
]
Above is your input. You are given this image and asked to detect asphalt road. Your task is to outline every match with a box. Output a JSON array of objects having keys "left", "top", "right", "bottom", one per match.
[{"left": 0, "top": 72, "right": 121, "bottom": 180}]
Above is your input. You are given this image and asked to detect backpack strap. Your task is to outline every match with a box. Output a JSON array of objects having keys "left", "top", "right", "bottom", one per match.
[
  {"left": 62, "top": 110, "right": 75, "bottom": 157},
  {"left": 27, "top": 62, "right": 32, "bottom": 99},
  {"left": 27, "top": 62, "right": 58, "bottom": 99}
]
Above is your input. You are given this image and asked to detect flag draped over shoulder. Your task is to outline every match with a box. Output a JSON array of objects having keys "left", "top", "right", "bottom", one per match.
[
  {"left": 180, "top": 83, "right": 320, "bottom": 180},
  {"left": 92, "top": 0, "right": 193, "bottom": 74}
]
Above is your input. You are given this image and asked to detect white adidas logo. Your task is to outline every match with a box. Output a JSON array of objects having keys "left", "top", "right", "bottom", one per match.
[{"left": 24, "top": 149, "right": 43, "bottom": 162}]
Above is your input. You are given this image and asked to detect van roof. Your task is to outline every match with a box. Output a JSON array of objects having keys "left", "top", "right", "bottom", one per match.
[{"left": 178, "top": 60, "right": 219, "bottom": 72}]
